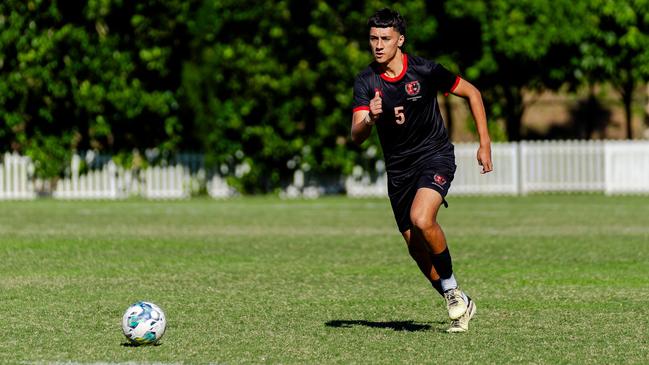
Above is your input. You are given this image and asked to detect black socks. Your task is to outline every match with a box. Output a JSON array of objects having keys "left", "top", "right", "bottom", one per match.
[{"left": 430, "top": 247, "right": 453, "bottom": 280}]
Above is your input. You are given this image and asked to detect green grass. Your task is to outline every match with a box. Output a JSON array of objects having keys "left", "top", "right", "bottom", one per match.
[{"left": 0, "top": 195, "right": 648, "bottom": 364}]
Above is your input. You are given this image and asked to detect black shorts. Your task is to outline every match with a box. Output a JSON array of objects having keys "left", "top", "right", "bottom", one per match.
[{"left": 388, "top": 164, "right": 455, "bottom": 233}]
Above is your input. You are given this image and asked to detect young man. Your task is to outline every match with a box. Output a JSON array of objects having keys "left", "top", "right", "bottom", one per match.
[{"left": 351, "top": 8, "right": 493, "bottom": 333}]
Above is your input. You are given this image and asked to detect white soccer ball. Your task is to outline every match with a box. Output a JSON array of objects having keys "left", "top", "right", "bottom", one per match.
[{"left": 122, "top": 301, "right": 167, "bottom": 345}]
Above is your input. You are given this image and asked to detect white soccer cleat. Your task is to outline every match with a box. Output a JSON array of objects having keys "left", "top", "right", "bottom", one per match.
[
  {"left": 447, "top": 297, "right": 476, "bottom": 333},
  {"left": 444, "top": 288, "right": 468, "bottom": 320}
]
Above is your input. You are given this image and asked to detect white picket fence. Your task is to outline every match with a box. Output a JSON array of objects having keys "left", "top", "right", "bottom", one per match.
[
  {"left": 13, "top": 153, "right": 200, "bottom": 200},
  {"left": 142, "top": 165, "right": 190, "bottom": 199},
  {"left": 519, "top": 140, "right": 605, "bottom": 193},
  {"left": 345, "top": 140, "right": 649, "bottom": 197},
  {"left": 604, "top": 141, "right": 649, "bottom": 194},
  {"left": 0, "top": 153, "right": 36, "bottom": 200},
  {"left": 53, "top": 155, "right": 126, "bottom": 199},
  {"left": 453, "top": 142, "right": 519, "bottom": 195},
  {"left": 1, "top": 141, "right": 648, "bottom": 200},
  {"left": 344, "top": 163, "right": 389, "bottom": 198},
  {"left": 452, "top": 140, "right": 607, "bottom": 195}
]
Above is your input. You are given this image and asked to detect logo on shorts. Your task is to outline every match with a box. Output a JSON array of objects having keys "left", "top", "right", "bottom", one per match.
[
  {"left": 434, "top": 174, "right": 447, "bottom": 186},
  {"left": 405, "top": 81, "right": 420, "bottom": 96}
]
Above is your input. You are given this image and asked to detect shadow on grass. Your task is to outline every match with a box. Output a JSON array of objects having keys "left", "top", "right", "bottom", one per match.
[
  {"left": 120, "top": 342, "right": 163, "bottom": 347},
  {"left": 325, "top": 320, "right": 438, "bottom": 332}
]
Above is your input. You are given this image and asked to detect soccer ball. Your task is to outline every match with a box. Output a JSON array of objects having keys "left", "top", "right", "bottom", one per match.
[{"left": 121, "top": 301, "right": 167, "bottom": 345}]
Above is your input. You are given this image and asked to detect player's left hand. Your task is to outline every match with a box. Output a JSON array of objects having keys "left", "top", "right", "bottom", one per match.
[{"left": 477, "top": 144, "right": 493, "bottom": 174}]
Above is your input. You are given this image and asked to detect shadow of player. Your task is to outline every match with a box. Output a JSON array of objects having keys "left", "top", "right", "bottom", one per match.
[{"left": 325, "top": 319, "right": 438, "bottom": 332}]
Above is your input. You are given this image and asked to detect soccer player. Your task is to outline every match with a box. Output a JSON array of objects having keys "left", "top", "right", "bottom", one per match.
[{"left": 350, "top": 8, "right": 493, "bottom": 333}]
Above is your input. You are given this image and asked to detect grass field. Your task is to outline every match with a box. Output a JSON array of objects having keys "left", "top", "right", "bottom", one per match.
[{"left": 0, "top": 195, "right": 648, "bottom": 364}]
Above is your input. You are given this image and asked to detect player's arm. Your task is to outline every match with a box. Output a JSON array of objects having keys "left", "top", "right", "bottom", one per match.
[
  {"left": 450, "top": 78, "right": 493, "bottom": 174},
  {"left": 351, "top": 110, "right": 372, "bottom": 145},
  {"left": 351, "top": 91, "right": 382, "bottom": 145}
]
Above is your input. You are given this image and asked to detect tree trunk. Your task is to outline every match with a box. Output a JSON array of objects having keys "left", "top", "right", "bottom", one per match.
[
  {"left": 504, "top": 86, "right": 524, "bottom": 141},
  {"left": 621, "top": 79, "right": 634, "bottom": 140}
]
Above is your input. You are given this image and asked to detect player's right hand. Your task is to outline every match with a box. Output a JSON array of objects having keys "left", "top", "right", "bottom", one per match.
[{"left": 369, "top": 90, "right": 382, "bottom": 121}]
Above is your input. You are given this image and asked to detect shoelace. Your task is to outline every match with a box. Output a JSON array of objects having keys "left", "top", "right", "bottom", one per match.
[{"left": 445, "top": 290, "right": 459, "bottom": 306}]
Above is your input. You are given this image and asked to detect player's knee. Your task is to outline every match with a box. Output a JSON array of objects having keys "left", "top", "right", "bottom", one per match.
[{"left": 410, "top": 213, "right": 437, "bottom": 232}]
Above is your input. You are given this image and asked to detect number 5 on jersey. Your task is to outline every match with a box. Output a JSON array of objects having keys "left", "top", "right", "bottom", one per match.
[{"left": 394, "top": 106, "right": 405, "bottom": 124}]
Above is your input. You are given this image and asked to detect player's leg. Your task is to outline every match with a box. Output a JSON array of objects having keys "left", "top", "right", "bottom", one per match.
[
  {"left": 389, "top": 178, "right": 444, "bottom": 297},
  {"left": 405, "top": 210, "right": 477, "bottom": 332},
  {"left": 401, "top": 229, "right": 444, "bottom": 296},
  {"left": 409, "top": 187, "right": 468, "bottom": 320}
]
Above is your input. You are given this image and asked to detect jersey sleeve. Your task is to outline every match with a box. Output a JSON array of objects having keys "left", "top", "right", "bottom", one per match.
[
  {"left": 429, "top": 62, "right": 461, "bottom": 95},
  {"left": 352, "top": 74, "right": 371, "bottom": 113}
]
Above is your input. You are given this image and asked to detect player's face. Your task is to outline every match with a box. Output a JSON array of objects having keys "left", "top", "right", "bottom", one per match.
[{"left": 369, "top": 27, "right": 404, "bottom": 64}]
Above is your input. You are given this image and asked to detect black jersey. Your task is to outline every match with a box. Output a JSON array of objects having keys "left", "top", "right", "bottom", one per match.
[{"left": 352, "top": 54, "right": 459, "bottom": 178}]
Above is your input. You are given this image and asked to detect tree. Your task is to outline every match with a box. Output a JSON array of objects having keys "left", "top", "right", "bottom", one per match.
[
  {"left": 443, "top": 0, "right": 590, "bottom": 141},
  {"left": 0, "top": 0, "right": 190, "bottom": 178},
  {"left": 182, "top": 0, "right": 435, "bottom": 193},
  {"left": 573, "top": 0, "right": 649, "bottom": 139},
  {"left": 4, "top": 0, "right": 647, "bottom": 191}
]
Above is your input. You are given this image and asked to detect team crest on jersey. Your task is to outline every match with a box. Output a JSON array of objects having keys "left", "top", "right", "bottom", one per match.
[{"left": 405, "top": 81, "right": 420, "bottom": 96}]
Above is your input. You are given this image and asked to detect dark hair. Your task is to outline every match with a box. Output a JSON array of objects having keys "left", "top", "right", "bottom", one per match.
[{"left": 368, "top": 8, "right": 406, "bottom": 36}]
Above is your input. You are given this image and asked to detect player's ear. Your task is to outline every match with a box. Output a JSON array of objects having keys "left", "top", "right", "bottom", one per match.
[{"left": 397, "top": 34, "right": 404, "bottom": 47}]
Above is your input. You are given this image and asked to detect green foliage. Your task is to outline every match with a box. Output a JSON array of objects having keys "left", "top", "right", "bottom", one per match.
[
  {"left": 572, "top": 0, "right": 649, "bottom": 138},
  {"left": 0, "top": 0, "right": 188, "bottom": 178},
  {"left": 444, "top": 0, "right": 591, "bottom": 140},
  {"left": 1, "top": 0, "right": 648, "bottom": 188},
  {"left": 182, "top": 1, "right": 370, "bottom": 192}
]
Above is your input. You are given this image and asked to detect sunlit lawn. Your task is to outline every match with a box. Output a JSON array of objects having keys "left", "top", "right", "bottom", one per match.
[{"left": 0, "top": 195, "right": 648, "bottom": 364}]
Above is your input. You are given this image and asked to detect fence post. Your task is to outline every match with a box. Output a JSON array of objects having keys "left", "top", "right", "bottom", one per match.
[
  {"left": 519, "top": 142, "right": 528, "bottom": 195},
  {"left": 0, "top": 155, "right": 4, "bottom": 199},
  {"left": 512, "top": 142, "right": 521, "bottom": 195}
]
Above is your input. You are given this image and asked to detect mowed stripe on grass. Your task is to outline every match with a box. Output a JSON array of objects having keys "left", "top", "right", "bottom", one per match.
[{"left": 0, "top": 195, "right": 647, "bottom": 364}]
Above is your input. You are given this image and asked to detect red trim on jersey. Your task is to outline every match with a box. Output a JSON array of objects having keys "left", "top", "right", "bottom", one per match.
[
  {"left": 380, "top": 53, "right": 408, "bottom": 82},
  {"left": 445, "top": 76, "right": 462, "bottom": 96},
  {"left": 450, "top": 75, "right": 461, "bottom": 92},
  {"left": 353, "top": 106, "right": 370, "bottom": 113}
]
